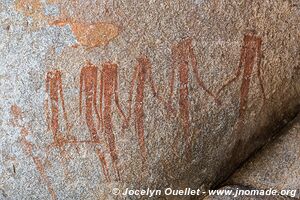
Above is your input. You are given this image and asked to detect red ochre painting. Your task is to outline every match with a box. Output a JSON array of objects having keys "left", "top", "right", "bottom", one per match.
[{"left": 11, "top": 33, "right": 265, "bottom": 199}]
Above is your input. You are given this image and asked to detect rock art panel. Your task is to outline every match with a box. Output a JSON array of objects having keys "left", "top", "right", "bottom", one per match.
[{"left": 0, "top": 0, "right": 299, "bottom": 199}]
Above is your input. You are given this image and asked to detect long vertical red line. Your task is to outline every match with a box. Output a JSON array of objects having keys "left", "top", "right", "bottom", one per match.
[
  {"left": 134, "top": 58, "right": 148, "bottom": 162},
  {"left": 177, "top": 41, "right": 191, "bottom": 155},
  {"left": 102, "top": 62, "right": 120, "bottom": 180},
  {"left": 239, "top": 35, "right": 260, "bottom": 120},
  {"left": 79, "top": 64, "right": 101, "bottom": 142},
  {"left": 33, "top": 157, "right": 58, "bottom": 200},
  {"left": 46, "top": 71, "right": 60, "bottom": 143},
  {"left": 236, "top": 34, "right": 262, "bottom": 131},
  {"left": 95, "top": 148, "right": 111, "bottom": 182}
]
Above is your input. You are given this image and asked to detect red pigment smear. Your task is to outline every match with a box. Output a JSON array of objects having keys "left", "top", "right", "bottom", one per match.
[
  {"left": 45, "top": 70, "right": 71, "bottom": 176},
  {"left": 170, "top": 39, "right": 191, "bottom": 156},
  {"left": 45, "top": 70, "right": 69, "bottom": 144},
  {"left": 10, "top": 105, "right": 57, "bottom": 200},
  {"left": 95, "top": 148, "right": 111, "bottom": 182},
  {"left": 133, "top": 57, "right": 148, "bottom": 163},
  {"left": 126, "top": 56, "right": 158, "bottom": 163},
  {"left": 216, "top": 32, "right": 264, "bottom": 133},
  {"left": 236, "top": 33, "right": 263, "bottom": 130},
  {"left": 168, "top": 38, "right": 221, "bottom": 156},
  {"left": 79, "top": 62, "right": 101, "bottom": 142},
  {"left": 99, "top": 62, "right": 126, "bottom": 180},
  {"left": 32, "top": 157, "right": 57, "bottom": 200}
]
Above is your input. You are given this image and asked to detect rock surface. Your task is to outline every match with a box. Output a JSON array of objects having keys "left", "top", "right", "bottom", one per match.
[
  {"left": 0, "top": 0, "right": 299, "bottom": 199},
  {"left": 227, "top": 113, "right": 300, "bottom": 199}
]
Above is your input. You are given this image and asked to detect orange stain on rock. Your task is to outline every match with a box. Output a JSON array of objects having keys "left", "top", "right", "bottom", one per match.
[
  {"left": 51, "top": 20, "right": 120, "bottom": 48},
  {"left": 11, "top": 104, "right": 22, "bottom": 118},
  {"left": 46, "top": 0, "right": 58, "bottom": 3},
  {"left": 10, "top": 104, "right": 23, "bottom": 126},
  {"left": 15, "top": 0, "right": 121, "bottom": 47},
  {"left": 15, "top": 0, "right": 43, "bottom": 18}
]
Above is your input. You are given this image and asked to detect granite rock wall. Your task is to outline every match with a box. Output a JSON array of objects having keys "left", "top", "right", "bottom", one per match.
[{"left": 0, "top": 0, "right": 299, "bottom": 199}]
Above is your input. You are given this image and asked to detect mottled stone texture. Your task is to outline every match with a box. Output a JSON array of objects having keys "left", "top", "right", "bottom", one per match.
[
  {"left": 227, "top": 113, "right": 300, "bottom": 199},
  {"left": 0, "top": 0, "right": 299, "bottom": 199}
]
